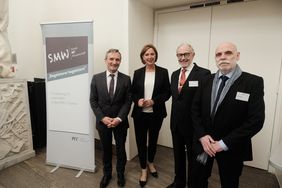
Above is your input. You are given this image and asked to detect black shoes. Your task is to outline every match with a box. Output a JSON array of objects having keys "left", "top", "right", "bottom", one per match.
[
  {"left": 148, "top": 163, "right": 158, "bottom": 178},
  {"left": 139, "top": 179, "right": 147, "bottom": 187},
  {"left": 139, "top": 169, "right": 148, "bottom": 187},
  {"left": 167, "top": 182, "right": 186, "bottom": 188},
  {"left": 100, "top": 174, "right": 125, "bottom": 187},
  {"left": 117, "top": 174, "right": 125, "bottom": 187},
  {"left": 100, "top": 175, "right": 112, "bottom": 188},
  {"left": 149, "top": 170, "right": 158, "bottom": 178}
]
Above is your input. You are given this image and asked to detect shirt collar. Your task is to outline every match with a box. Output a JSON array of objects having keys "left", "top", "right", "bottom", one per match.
[
  {"left": 182, "top": 62, "right": 194, "bottom": 71},
  {"left": 219, "top": 70, "right": 234, "bottom": 79},
  {"left": 107, "top": 71, "right": 118, "bottom": 77}
]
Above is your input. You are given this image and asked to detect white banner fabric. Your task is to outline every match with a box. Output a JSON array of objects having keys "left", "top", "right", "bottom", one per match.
[{"left": 41, "top": 21, "right": 95, "bottom": 172}]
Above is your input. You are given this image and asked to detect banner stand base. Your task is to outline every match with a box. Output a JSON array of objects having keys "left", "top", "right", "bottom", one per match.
[
  {"left": 50, "top": 165, "right": 60, "bottom": 173},
  {"left": 75, "top": 169, "right": 84, "bottom": 178}
]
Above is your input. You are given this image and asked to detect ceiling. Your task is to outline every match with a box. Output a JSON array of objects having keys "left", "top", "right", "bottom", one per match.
[{"left": 138, "top": 0, "right": 211, "bottom": 9}]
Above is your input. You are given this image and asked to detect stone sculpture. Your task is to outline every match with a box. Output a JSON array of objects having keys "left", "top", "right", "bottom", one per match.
[
  {"left": 0, "top": 0, "right": 14, "bottom": 78},
  {"left": 0, "top": 79, "right": 35, "bottom": 170}
]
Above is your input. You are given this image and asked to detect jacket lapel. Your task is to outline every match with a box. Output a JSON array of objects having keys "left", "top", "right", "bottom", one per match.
[
  {"left": 187, "top": 64, "right": 198, "bottom": 81},
  {"left": 101, "top": 71, "right": 112, "bottom": 100},
  {"left": 172, "top": 68, "right": 181, "bottom": 98},
  {"left": 207, "top": 75, "right": 214, "bottom": 115},
  {"left": 113, "top": 72, "right": 122, "bottom": 101},
  {"left": 139, "top": 67, "right": 146, "bottom": 98},
  {"left": 152, "top": 66, "right": 160, "bottom": 97},
  {"left": 216, "top": 74, "right": 243, "bottom": 112}
]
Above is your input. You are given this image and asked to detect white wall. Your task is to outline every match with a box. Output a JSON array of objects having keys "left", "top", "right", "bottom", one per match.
[
  {"left": 8, "top": 0, "right": 282, "bottom": 171},
  {"left": 128, "top": 0, "right": 154, "bottom": 159},
  {"left": 155, "top": 0, "right": 282, "bottom": 170},
  {"left": 8, "top": 0, "right": 133, "bottom": 157},
  {"left": 8, "top": 0, "right": 129, "bottom": 80},
  {"left": 155, "top": 7, "right": 212, "bottom": 147},
  {"left": 211, "top": 0, "right": 282, "bottom": 170},
  {"left": 8, "top": 0, "right": 155, "bottom": 160},
  {"left": 8, "top": 1, "right": 45, "bottom": 80},
  {"left": 273, "top": 57, "right": 282, "bottom": 185}
]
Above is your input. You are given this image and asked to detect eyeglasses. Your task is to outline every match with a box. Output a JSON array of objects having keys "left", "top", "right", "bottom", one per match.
[{"left": 176, "top": 53, "right": 191, "bottom": 59}]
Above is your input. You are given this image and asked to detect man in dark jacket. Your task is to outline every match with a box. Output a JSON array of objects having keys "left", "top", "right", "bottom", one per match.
[
  {"left": 191, "top": 42, "right": 265, "bottom": 188},
  {"left": 90, "top": 49, "right": 131, "bottom": 188},
  {"left": 167, "top": 43, "right": 210, "bottom": 188}
]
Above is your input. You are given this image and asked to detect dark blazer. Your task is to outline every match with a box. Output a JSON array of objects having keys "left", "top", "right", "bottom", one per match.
[
  {"left": 131, "top": 65, "right": 171, "bottom": 119},
  {"left": 90, "top": 71, "right": 132, "bottom": 130},
  {"left": 191, "top": 72, "right": 265, "bottom": 161},
  {"left": 170, "top": 63, "right": 210, "bottom": 138}
]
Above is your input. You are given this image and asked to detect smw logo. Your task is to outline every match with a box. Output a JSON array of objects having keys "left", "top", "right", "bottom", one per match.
[
  {"left": 47, "top": 47, "right": 83, "bottom": 64},
  {"left": 48, "top": 48, "right": 71, "bottom": 63}
]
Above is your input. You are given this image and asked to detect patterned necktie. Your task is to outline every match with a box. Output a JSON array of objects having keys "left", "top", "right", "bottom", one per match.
[
  {"left": 109, "top": 74, "right": 115, "bottom": 100},
  {"left": 178, "top": 68, "right": 187, "bottom": 93},
  {"left": 211, "top": 75, "right": 229, "bottom": 117}
]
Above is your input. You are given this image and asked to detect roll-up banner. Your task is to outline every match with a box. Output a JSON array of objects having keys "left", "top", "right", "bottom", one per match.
[{"left": 41, "top": 21, "right": 95, "bottom": 173}]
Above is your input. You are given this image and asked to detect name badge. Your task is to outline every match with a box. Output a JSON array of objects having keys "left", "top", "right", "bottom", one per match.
[
  {"left": 189, "top": 81, "right": 198, "bottom": 87},
  {"left": 235, "top": 92, "right": 250, "bottom": 102}
]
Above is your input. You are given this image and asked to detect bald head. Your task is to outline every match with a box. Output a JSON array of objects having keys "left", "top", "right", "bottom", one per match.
[
  {"left": 216, "top": 42, "right": 238, "bottom": 53},
  {"left": 215, "top": 42, "right": 240, "bottom": 74}
]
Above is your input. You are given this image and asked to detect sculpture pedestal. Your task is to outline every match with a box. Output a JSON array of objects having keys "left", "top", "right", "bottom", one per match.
[{"left": 0, "top": 79, "right": 35, "bottom": 170}]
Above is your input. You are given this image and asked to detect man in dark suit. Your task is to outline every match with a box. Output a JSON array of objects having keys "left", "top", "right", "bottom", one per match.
[
  {"left": 191, "top": 42, "right": 265, "bottom": 188},
  {"left": 90, "top": 49, "right": 131, "bottom": 188},
  {"left": 167, "top": 43, "right": 210, "bottom": 188}
]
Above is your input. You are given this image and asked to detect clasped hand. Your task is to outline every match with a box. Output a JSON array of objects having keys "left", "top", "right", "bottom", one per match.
[
  {"left": 138, "top": 98, "right": 154, "bottom": 107},
  {"left": 199, "top": 135, "right": 224, "bottom": 157},
  {"left": 102, "top": 117, "right": 121, "bottom": 128}
]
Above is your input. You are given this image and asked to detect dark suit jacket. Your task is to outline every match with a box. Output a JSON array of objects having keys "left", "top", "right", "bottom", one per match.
[
  {"left": 170, "top": 63, "right": 210, "bottom": 139},
  {"left": 90, "top": 71, "right": 132, "bottom": 131},
  {"left": 191, "top": 72, "right": 265, "bottom": 161},
  {"left": 131, "top": 65, "right": 170, "bottom": 119}
]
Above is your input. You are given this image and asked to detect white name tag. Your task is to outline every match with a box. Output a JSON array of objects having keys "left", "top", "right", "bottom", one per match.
[
  {"left": 189, "top": 81, "right": 198, "bottom": 87},
  {"left": 235, "top": 92, "right": 250, "bottom": 102}
]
